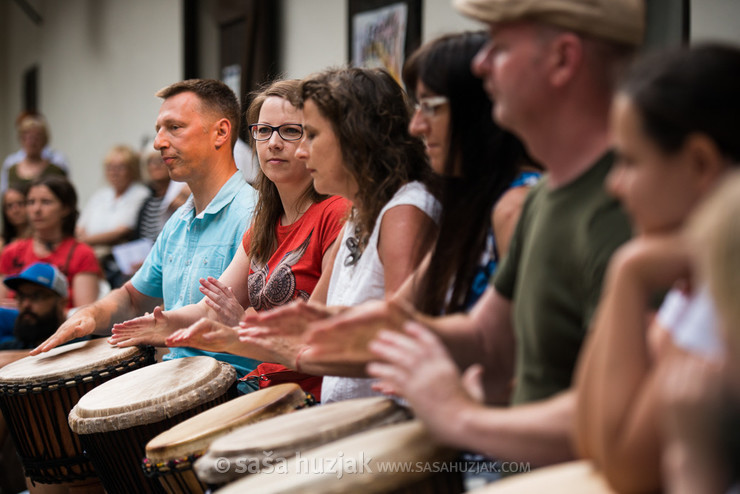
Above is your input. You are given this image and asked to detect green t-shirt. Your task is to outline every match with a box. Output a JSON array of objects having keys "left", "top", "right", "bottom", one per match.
[{"left": 493, "top": 153, "right": 631, "bottom": 405}]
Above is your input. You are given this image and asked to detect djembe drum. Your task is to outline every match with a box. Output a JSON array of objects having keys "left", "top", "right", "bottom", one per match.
[
  {"left": 466, "top": 460, "right": 616, "bottom": 493},
  {"left": 195, "top": 396, "right": 409, "bottom": 487},
  {"left": 142, "top": 383, "right": 312, "bottom": 494},
  {"left": 215, "top": 420, "right": 464, "bottom": 493},
  {"left": 0, "top": 338, "right": 154, "bottom": 484},
  {"left": 68, "top": 356, "right": 236, "bottom": 494}
]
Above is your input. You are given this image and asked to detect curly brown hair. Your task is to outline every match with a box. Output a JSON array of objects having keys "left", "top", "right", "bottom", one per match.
[
  {"left": 245, "top": 79, "right": 329, "bottom": 265},
  {"left": 299, "top": 67, "right": 433, "bottom": 255}
]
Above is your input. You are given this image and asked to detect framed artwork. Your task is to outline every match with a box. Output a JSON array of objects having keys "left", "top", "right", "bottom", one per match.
[{"left": 348, "top": 0, "right": 422, "bottom": 83}]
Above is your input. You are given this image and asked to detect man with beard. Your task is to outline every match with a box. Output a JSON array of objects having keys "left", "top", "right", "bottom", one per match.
[{"left": 0, "top": 262, "right": 67, "bottom": 350}]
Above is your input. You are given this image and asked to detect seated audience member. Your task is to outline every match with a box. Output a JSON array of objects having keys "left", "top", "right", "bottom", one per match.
[
  {"left": 111, "top": 79, "right": 349, "bottom": 396},
  {"left": 574, "top": 43, "right": 740, "bottom": 493},
  {"left": 1, "top": 183, "right": 31, "bottom": 251},
  {"left": 0, "top": 263, "right": 68, "bottom": 350},
  {"left": 136, "top": 146, "right": 190, "bottom": 243},
  {"left": 77, "top": 145, "right": 150, "bottom": 288},
  {"left": 0, "top": 176, "right": 100, "bottom": 309},
  {"left": 29, "top": 79, "right": 259, "bottom": 386},
  {"left": 124, "top": 68, "right": 440, "bottom": 402},
  {"left": 1, "top": 113, "right": 67, "bottom": 193}
]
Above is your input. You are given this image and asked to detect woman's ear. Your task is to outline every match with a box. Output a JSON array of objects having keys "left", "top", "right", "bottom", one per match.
[{"left": 684, "top": 133, "right": 727, "bottom": 195}]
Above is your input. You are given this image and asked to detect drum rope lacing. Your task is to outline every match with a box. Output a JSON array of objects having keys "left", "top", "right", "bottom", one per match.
[{"left": 0, "top": 345, "right": 156, "bottom": 484}]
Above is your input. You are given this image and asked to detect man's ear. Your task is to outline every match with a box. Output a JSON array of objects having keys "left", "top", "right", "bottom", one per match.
[
  {"left": 213, "top": 118, "right": 232, "bottom": 149},
  {"left": 547, "top": 32, "right": 583, "bottom": 88}
]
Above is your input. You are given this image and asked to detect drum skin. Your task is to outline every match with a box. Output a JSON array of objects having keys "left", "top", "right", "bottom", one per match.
[
  {"left": 68, "top": 356, "right": 236, "bottom": 494},
  {"left": 0, "top": 338, "right": 154, "bottom": 483},
  {"left": 143, "top": 383, "right": 310, "bottom": 494},
  {"left": 195, "top": 396, "right": 410, "bottom": 486},
  {"left": 214, "top": 420, "right": 463, "bottom": 494}
]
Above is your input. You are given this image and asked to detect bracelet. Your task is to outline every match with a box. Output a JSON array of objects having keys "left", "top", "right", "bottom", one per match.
[{"left": 294, "top": 346, "right": 309, "bottom": 373}]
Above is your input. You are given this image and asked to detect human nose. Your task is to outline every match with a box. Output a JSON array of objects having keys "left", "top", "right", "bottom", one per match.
[
  {"left": 267, "top": 129, "right": 284, "bottom": 149},
  {"left": 295, "top": 138, "right": 308, "bottom": 161},
  {"left": 153, "top": 130, "right": 167, "bottom": 151},
  {"left": 471, "top": 41, "right": 494, "bottom": 79},
  {"left": 408, "top": 109, "right": 429, "bottom": 137},
  {"left": 605, "top": 165, "right": 625, "bottom": 199}
]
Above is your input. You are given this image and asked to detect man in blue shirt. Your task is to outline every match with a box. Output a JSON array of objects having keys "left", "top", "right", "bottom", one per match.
[{"left": 31, "top": 79, "right": 259, "bottom": 380}]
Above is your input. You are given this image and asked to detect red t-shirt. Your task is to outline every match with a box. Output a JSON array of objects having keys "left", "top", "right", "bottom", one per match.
[
  {"left": 0, "top": 237, "right": 101, "bottom": 308},
  {"left": 241, "top": 195, "right": 349, "bottom": 400},
  {"left": 243, "top": 195, "right": 349, "bottom": 310}
]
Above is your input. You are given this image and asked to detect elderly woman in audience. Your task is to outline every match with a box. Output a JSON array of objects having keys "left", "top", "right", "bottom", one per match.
[
  {"left": 1, "top": 114, "right": 68, "bottom": 193},
  {"left": 572, "top": 43, "right": 740, "bottom": 493},
  {"left": 0, "top": 176, "right": 100, "bottom": 308},
  {"left": 77, "top": 144, "right": 150, "bottom": 287},
  {"left": 110, "top": 79, "right": 349, "bottom": 396}
]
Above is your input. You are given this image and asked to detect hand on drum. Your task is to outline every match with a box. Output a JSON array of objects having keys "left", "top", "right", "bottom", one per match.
[
  {"left": 239, "top": 300, "right": 332, "bottom": 337},
  {"left": 109, "top": 306, "right": 172, "bottom": 347},
  {"left": 166, "top": 318, "right": 239, "bottom": 353},
  {"left": 367, "top": 321, "right": 485, "bottom": 445},
  {"left": 200, "top": 276, "right": 246, "bottom": 327},
  {"left": 30, "top": 311, "right": 97, "bottom": 355}
]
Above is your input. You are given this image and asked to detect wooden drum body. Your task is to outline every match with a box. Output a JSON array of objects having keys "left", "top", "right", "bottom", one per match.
[
  {"left": 217, "top": 420, "right": 464, "bottom": 494},
  {"left": 68, "top": 356, "right": 236, "bottom": 494},
  {"left": 0, "top": 339, "right": 154, "bottom": 484},
  {"left": 195, "top": 396, "right": 409, "bottom": 487},
  {"left": 143, "top": 382, "right": 311, "bottom": 494}
]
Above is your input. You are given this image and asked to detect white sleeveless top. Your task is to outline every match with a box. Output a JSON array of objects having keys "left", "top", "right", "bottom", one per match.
[{"left": 322, "top": 182, "right": 441, "bottom": 403}]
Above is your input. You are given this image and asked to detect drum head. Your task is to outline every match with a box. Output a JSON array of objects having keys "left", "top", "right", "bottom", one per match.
[
  {"left": 0, "top": 338, "right": 144, "bottom": 385},
  {"left": 145, "top": 383, "right": 307, "bottom": 463},
  {"left": 68, "top": 356, "right": 236, "bottom": 434},
  {"left": 195, "top": 396, "right": 408, "bottom": 484},
  {"left": 470, "top": 460, "right": 615, "bottom": 493},
  {"left": 216, "top": 420, "right": 455, "bottom": 494}
]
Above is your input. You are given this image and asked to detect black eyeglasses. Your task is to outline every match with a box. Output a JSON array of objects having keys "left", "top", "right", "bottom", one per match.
[{"left": 249, "top": 123, "right": 303, "bottom": 142}]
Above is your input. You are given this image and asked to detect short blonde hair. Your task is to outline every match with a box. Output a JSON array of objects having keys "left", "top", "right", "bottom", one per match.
[
  {"left": 104, "top": 144, "right": 141, "bottom": 182},
  {"left": 17, "top": 115, "right": 49, "bottom": 147}
]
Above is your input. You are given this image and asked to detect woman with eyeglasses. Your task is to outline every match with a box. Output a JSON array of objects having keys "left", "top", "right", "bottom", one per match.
[
  {"left": 110, "top": 79, "right": 349, "bottom": 395},
  {"left": 161, "top": 67, "right": 440, "bottom": 403}
]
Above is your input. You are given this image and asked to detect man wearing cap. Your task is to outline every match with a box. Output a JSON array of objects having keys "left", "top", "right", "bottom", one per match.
[
  {"left": 0, "top": 263, "right": 68, "bottom": 350},
  {"left": 362, "top": 0, "right": 642, "bottom": 468},
  {"left": 29, "top": 79, "right": 260, "bottom": 386}
]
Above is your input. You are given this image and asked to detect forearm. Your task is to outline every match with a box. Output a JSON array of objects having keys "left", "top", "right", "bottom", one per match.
[
  {"left": 448, "top": 391, "right": 576, "bottom": 466},
  {"left": 79, "top": 226, "right": 133, "bottom": 247},
  {"left": 575, "top": 256, "right": 660, "bottom": 492},
  {"left": 82, "top": 286, "right": 141, "bottom": 335}
]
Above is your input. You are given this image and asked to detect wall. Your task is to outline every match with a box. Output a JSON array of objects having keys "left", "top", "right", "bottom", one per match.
[
  {"left": 0, "top": 0, "right": 182, "bottom": 205},
  {"left": 279, "top": 0, "right": 479, "bottom": 79},
  {"left": 691, "top": 0, "right": 740, "bottom": 43}
]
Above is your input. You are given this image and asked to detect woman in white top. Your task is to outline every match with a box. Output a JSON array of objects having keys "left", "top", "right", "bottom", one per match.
[{"left": 165, "top": 67, "right": 440, "bottom": 401}]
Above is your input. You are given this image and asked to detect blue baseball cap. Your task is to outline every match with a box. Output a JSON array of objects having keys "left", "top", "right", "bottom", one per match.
[{"left": 4, "top": 263, "right": 68, "bottom": 298}]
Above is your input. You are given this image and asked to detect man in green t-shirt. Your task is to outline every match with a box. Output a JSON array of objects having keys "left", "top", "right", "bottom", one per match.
[{"left": 362, "top": 0, "right": 643, "bottom": 467}]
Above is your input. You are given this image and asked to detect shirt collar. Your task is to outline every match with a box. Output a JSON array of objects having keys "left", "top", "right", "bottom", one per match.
[{"left": 177, "top": 171, "right": 247, "bottom": 220}]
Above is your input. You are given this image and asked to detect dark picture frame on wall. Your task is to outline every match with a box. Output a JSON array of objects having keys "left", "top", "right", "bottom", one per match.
[{"left": 348, "top": 0, "right": 422, "bottom": 82}]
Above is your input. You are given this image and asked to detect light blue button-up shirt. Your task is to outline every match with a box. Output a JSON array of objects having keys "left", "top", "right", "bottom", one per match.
[{"left": 131, "top": 171, "right": 261, "bottom": 381}]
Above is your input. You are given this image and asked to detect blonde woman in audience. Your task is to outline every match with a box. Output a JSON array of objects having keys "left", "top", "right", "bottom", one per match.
[
  {"left": 77, "top": 144, "right": 150, "bottom": 287},
  {"left": 574, "top": 43, "right": 740, "bottom": 493},
  {"left": 1, "top": 114, "right": 67, "bottom": 193}
]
